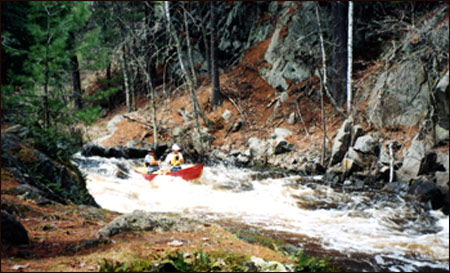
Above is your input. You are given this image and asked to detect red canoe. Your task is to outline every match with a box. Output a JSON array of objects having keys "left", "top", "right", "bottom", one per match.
[{"left": 135, "top": 164, "right": 204, "bottom": 181}]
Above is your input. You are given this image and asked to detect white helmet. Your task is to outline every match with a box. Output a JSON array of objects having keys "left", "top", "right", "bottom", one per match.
[{"left": 172, "top": 144, "right": 181, "bottom": 151}]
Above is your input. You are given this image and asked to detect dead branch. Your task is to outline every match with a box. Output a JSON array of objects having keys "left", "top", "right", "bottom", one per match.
[{"left": 123, "top": 115, "right": 153, "bottom": 129}]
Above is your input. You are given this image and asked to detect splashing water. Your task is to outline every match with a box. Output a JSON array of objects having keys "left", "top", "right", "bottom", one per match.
[{"left": 72, "top": 153, "right": 449, "bottom": 272}]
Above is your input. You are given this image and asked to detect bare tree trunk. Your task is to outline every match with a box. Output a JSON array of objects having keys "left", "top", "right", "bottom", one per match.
[
  {"left": 106, "top": 62, "right": 113, "bottom": 111},
  {"left": 210, "top": 1, "right": 223, "bottom": 107},
  {"left": 44, "top": 61, "right": 50, "bottom": 129},
  {"left": 330, "top": 1, "right": 347, "bottom": 107},
  {"left": 315, "top": 3, "right": 347, "bottom": 118},
  {"left": 121, "top": 44, "right": 131, "bottom": 113},
  {"left": 388, "top": 143, "right": 394, "bottom": 183},
  {"left": 347, "top": 1, "right": 353, "bottom": 115},
  {"left": 165, "top": 1, "right": 214, "bottom": 130},
  {"left": 183, "top": 3, "right": 198, "bottom": 88},
  {"left": 127, "top": 44, "right": 137, "bottom": 112},
  {"left": 201, "top": 22, "right": 211, "bottom": 80}
]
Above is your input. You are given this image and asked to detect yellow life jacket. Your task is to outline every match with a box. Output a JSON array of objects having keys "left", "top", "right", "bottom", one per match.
[{"left": 170, "top": 154, "right": 182, "bottom": 166}]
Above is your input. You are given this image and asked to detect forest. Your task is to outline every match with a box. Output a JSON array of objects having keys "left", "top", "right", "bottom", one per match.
[{"left": 1, "top": 1, "right": 449, "bottom": 272}]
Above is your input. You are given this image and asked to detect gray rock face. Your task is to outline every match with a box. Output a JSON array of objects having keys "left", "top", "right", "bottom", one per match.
[
  {"left": 1, "top": 211, "right": 29, "bottom": 245},
  {"left": 366, "top": 6, "right": 448, "bottom": 128},
  {"left": 259, "top": 2, "right": 318, "bottom": 91}
]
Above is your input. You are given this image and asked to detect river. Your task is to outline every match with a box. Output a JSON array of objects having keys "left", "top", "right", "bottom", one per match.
[{"left": 72, "top": 153, "right": 449, "bottom": 272}]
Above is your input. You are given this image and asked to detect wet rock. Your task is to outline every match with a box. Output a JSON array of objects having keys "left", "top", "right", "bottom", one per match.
[
  {"left": 81, "top": 143, "right": 107, "bottom": 157},
  {"left": 407, "top": 180, "right": 445, "bottom": 210},
  {"left": 236, "top": 154, "right": 250, "bottom": 165},
  {"left": 298, "top": 161, "right": 325, "bottom": 175},
  {"left": 380, "top": 181, "right": 410, "bottom": 195},
  {"left": 81, "top": 143, "right": 149, "bottom": 159},
  {"left": 342, "top": 178, "right": 365, "bottom": 192},
  {"left": 323, "top": 167, "right": 343, "bottom": 185},
  {"left": 273, "top": 139, "right": 295, "bottom": 155},
  {"left": 115, "top": 163, "right": 129, "bottom": 179},
  {"left": 1, "top": 211, "right": 29, "bottom": 245}
]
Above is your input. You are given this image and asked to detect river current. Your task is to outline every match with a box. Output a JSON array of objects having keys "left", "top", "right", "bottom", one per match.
[{"left": 72, "top": 153, "right": 449, "bottom": 272}]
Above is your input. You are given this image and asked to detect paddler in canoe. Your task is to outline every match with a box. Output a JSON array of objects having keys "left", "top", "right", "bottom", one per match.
[
  {"left": 137, "top": 144, "right": 203, "bottom": 180},
  {"left": 144, "top": 148, "right": 160, "bottom": 174},
  {"left": 164, "top": 144, "right": 184, "bottom": 172},
  {"left": 144, "top": 144, "right": 185, "bottom": 175}
]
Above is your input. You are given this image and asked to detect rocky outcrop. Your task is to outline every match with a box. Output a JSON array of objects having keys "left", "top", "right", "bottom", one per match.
[
  {"left": 366, "top": 6, "right": 448, "bottom": 128},
  {"left": 2, "top": 127, "right": 97, "bottom": 206},
  {"left": 1, "top": 211, "right": 29, "bottom": 245},
  {"left": 97, "top": 210, "right": 199, "bottom": 238}
]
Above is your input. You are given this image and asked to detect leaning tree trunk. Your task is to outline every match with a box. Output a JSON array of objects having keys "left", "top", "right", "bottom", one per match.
[
  {"left": 183, "top": 3, "right": 198, "bottom": 88},
  {"left": 210, "top": 1, "right": 223, "bottom": 107}
]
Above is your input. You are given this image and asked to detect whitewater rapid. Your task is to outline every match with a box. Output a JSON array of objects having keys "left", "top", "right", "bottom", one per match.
[{"left": 73, "top": 153, "right": 449, "bottom": 272}]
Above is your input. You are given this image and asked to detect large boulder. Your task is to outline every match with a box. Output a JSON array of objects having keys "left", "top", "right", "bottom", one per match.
[
  {"left": 397, "top": 135, "right": 443, "bottom": 181},
  {"left": 329, "top": 119, "right": 353, "bottom": 166},
  {"left": 407, "top": 181, "right": 446, "bottom": 211},
  {"left": 435, "top": 153, "right": 449, "bottom": 192},
  {"left": 353, "top": 135, "right": 379, "bottom": 155},
  {"left": 1, "top": 211, "right": 29, "bottom": 245},
  {"left": 248, "top": 137, "right": 269, "bottom": 158},
  {"left": 97, "top": 211, "right": 196, "bottom": 238}
]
